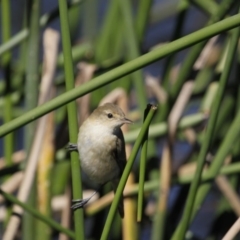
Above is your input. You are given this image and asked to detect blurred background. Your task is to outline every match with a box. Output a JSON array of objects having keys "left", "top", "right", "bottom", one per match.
[{"left": 1, "top": 0, "right": 240, "bottom": 239}]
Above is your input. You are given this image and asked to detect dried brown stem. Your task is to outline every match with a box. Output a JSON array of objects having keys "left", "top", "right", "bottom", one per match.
[
  {"left": 222, "top": 217, "right": 240, "bottom": 240},
  {"left": 216, "top": 176, "right": 240, "bottom": 216},
  {"left": 3, "top": 28, "right": 59, "bottom": 240},
  {"left": 75, "top": 62, "right": 97, "bottom": 124}
]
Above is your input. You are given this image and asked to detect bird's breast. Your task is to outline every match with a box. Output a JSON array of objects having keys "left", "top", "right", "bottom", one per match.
[{"left": 77, "top": 123, "right": 120, "bottom": 184}]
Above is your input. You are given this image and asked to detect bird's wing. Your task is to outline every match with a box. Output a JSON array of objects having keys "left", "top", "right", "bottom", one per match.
[
  {"left": 114, "top": 128, "right": 127, "bottom": 176},
  {"left": 112, "top": 128, "right": 126, "bottom": 218}
]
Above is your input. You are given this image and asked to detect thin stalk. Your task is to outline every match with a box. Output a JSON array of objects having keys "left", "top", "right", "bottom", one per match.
[
  {"left": 23, "top": 0, "right": 41, "bottom": 239},
  {"left": 110, "top": 21, "right": 123, "bottom": 60},
  {"left": 1, "top": 0, "right": 13, "bottom": 227},
  {"left": 0, "top": 189, "right": 75, "bottom": 239},
  {"left": 135, "top": 0, "right": 153, "bottom": 44},
  {"left": 93, "top": 0, "right": 121, "bottom": 104},
  {"left": 86, "top": 161, "right": 240, "bottom": 216},
  {"left": 2, "top": 0, "right": 13, "bottom": 167},
  {"left": 152, "top": 144, "right": 172, "bottom": 240},
  {"left": 208, "top": 100, "right": 240, "bottom": 175},
  {"left": 95, "top": 0, "right": 119, "bottom": 62},
  {"left": 0, "top": 0, "right": 84, "bottom": 56},
  {"left": 120, "top": 0, "right": 146, "bottom": 111},
  {"left": 1, "top": 13, "right": 240, "bottom": 137},
  {"left": 0, "top": 29, "right": 28, "bottom": 56},
  {"left": 81, "top": 0, "right": 96, "bottom": 40},
  {"left": 150, "top": 0, "right": 189, "bottom": 24},
  {"left": 58, "top": 0, "right": 84, "bottom": 239},
  {"left": 137, "top": 105, "right": 151, "bottom": 221},
  {"left": 68, "top": 1, "right": 82, "bottom": 39},
  {"left": 161, "top": 8, "right": 187, "bottom": 90},
  {"left": 156, "top": 3, "right": 188, "bottom": 124},
  {"left": 35, "top": 28, "right": 59, "bottom": 239},
  {"left": 57, "top": 42, "right": 92, "bottom": 67},
  {"left": 3, "top": 96, "right": 13, "bottom": 224},
  {"left": 24, "top": 0, "right": 40, "bottom": 150},
  {"left": 191, "top": 0, "right": 218, "bottom": 16},
  {"left": 100, "top": 105, "right": 157, "bottom": 240},
  {"left": 176, "top": 162, "right": 240, "bottom": 185},
  {"left": 36, "top": 114, "right": 54, "bottom": 240},
  {"left": 171, "top": 21, "right": 240, "bottom": 240},
  {"left": 9, "top": 5, "right": 28, "bottom": 111},
  {"left": 170, "top": 0, "right": 234, "bottom": 101},
  {"left": 191, "top": 106, "right": 240, "bottom": 230},
  {"left": 210, "top": 95, "right": 234, "bottom": 141},
  {"left": 1, "top": 0, "right": 11, "bottom": 64},
  {"left": 120, "top": 113, "right": 204, "bottom": 143},
  {"left": 235, "top": 48, "right": 240, "bottom": 153},
  {"left": 193, "top": 68, "right": 214, "bottom": 94}
]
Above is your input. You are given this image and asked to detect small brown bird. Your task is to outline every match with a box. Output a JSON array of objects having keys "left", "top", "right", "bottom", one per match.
[{"left": 70, "top": 103, "right": 132, "bottom": 217}]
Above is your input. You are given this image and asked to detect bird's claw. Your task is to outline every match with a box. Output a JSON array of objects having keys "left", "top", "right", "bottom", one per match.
[
  {"left": 66, "top": 143, "right": 78, "bottom": 152},
  {"left": 71, "top": 198, "right": 91, "bottom": 210},
  {"left": 71, "top": 192, "right": 97, "bottom": 210}
]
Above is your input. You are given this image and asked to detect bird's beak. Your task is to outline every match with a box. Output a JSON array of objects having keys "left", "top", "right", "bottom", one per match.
[{"left": 122, "top": 118, "right": 133, "bottom": 124}]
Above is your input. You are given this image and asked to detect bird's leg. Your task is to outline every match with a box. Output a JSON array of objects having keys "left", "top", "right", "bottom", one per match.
[
  {"left": 66, "top": 143, "right": 78, "bottom": 152},
  {"left": 71, "top": 191, "right": 97, "bottom": 210}
]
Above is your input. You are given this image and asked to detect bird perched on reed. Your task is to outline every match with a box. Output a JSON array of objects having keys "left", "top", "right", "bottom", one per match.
[{"left": 68, "top": 103, "right": 132, "bottom": 217}]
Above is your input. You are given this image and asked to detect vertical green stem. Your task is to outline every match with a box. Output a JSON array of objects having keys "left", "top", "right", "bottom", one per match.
[
  {"left": 119, "top": 0, "right": 147, "bottom": 111},
  {"left": 1, "top": 0, "right": 13, "bottom": 167},
  {"left": 171, "top": 18, "right": 240, "bottom": 240},
  {"left": 135, "top": 0, "right": 153, "bottom": 44},
  {"left": 192, "top": 103, "right": 240, "bottom": 226},
  {"left": 1, "top": 0, "right": 13, "bottom": 227},
  {"left": 95, "top": 0, "right": 119, "bottom": 62},
  {"left": 24, "top": 0, "right": 40, "bottom": 150},
  {"left": 58, "top": 0, "right": 84, "bottom": 239},
  {"left": 162, "top": 8, "right": 187, "bottom": 90},
  {"left": 23, "top": 0, "right": 41, "bottom": 239},
  {"left": 81, "top": 0, "right": 97, "bottom": 40},
  {"left": 100, "top": 105, "right": 157, "bottom": 240},
  {"left": 156, "top": 4, "right": 189, "bottom": 122},
  {"left": 92, "top": 0, "right": 121, "bottom": 105},
  {"left": 137, "top": 105, "right": 151, "bottom": 221},
  {"left": 1, "top": 0, "right": 11, "bottom": 65},
  {"left": 1, "top": 0, "right": 11, "bottom": 63},
  {"left": 3, "top": 97, "right": 13, "bottom": 167}
]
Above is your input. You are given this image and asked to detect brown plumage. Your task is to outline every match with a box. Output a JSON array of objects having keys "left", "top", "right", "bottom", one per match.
[{"left": 76, "top": 103, "right": 132, "bottom": 217}]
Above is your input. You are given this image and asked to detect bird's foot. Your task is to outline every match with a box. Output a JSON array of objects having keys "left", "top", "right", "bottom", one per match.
[
  {"left": 71, "top": 191, "right": 97, "bottom": 210},
  {"left": 66, "top": 143, "right": 78, "bottom": 152},
  {"left": 71, "top": 198, "right": 90, "bottom": 210}
]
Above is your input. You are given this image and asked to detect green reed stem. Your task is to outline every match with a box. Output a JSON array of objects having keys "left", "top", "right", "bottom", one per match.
[{"left": 58, "top": 0, "right": 84, "bottom": 239}]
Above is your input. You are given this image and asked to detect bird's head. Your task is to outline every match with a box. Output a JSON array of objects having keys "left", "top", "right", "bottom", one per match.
[{"left": 91, "top": 103, "right": 132, "bottom": 129}]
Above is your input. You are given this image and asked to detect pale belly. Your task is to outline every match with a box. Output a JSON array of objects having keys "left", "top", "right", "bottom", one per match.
[{"left": 78, "top": 131, "right": 120, "bottom": 185}]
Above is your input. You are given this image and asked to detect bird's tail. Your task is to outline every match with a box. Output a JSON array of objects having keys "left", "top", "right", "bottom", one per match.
[{"left": 112, "top": 179, "right": 124, "bottom": 218}]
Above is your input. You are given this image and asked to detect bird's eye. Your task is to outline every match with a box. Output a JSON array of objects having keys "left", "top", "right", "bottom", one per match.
[{"left": 107, "top": 113, "right": 113, "bottom": 118}]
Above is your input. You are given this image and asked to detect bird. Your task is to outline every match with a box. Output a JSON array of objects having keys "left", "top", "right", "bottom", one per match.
[{"left": 68, "top": 102, "right": 132, "bottom": 218}]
